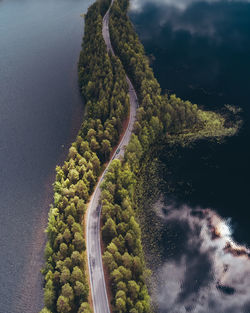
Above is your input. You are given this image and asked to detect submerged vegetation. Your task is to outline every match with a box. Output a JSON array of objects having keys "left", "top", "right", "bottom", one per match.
[{"left": 40, "top": 0, "right": 240, "bottom": 312}]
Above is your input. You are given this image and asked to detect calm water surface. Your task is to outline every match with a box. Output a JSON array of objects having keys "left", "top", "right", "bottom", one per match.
[
  {"left": 130, "top": 0, "right": 250, "bottom": 245},
  {"left": 130, "top": 1, "right": 250, "bottom": 312},
  {"left": 0, "top": 0, "right": 93, "bottom": 312}
]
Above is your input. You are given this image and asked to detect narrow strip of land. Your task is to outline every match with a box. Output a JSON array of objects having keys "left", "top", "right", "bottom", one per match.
[{"left": 86, "top": 1, "right": 138, "bottom": 312}]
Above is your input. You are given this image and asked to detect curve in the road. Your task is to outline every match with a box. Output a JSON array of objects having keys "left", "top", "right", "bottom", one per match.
[{"left": 86, "top": 1, "right": 139, "bottom": 313}]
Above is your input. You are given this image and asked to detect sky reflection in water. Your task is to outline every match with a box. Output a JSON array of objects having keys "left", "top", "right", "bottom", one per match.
[
  {"left": 131, "top": 0, "right": 250, "bottom": 11},
  {"left": 130, "top": 0, "right": 250, "bottom": 312},
  {"left": 153, "top": 199, "right": 250, "bottom": 313}
]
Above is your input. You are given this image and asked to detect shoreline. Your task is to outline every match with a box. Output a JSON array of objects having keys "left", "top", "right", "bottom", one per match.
[{"left": 13, "top": 62, "right": 85, "bottom": 313}]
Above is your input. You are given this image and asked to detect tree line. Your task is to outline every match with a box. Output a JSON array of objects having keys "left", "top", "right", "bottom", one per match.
[
  {"left": 40, "top": 1, "right": 129, "bottom": 312},
  {"left": 101, "top": 147, "right": 151, "bottom": 313},
  {"left": 40, "top": 0, "right": 210, "bottom": 311},
  {"left": 109, "top": 0, "right": 201, "bottom": 152},
  {"left": 100, "top": 1, "right": 209, "bottom": 313},
  {"left": 100, "top": 1, "right": 240, "bottom": 312},
  {"left": 99, "top": 0, "right": 112, "bottom": 16}
]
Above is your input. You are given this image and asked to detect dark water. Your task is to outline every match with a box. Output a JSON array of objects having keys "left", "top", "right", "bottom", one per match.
[
  {"left": 130, "top": 1, "right": 250, "bottom": 312},
  {"left": 130, "top": 0, "right": 250, "bottom": 246},
  {"left": 0, "top": 0, "right": 93, "bottom": 312}
]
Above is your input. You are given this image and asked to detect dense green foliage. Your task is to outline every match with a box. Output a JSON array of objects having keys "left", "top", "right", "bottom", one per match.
[
  {"left": 109, "top": 0, "right": 240, "bottom": 145},
  {"left": 78, "top": 2, "right": 129, "bottom": 162},
  {"left": 99, "top": 0, "right": 112, "bottom": 16},
  {"left": 100, "top": 3, "right": 241, "bottom": 313},
  {"left": 99, "top": 1, "right": 212, "bottom": 312},
  {"left": 40, "top": 0, "right": 237, "bottom": 311},
  {"left": 40, "top": 1, "right": 129, "bottom": 312},
  {"left": 109, "top": 0, "right": 201, "bottom": 148},
  {"left": 101, "top": 159, "right": 151, "bottom": 313}
]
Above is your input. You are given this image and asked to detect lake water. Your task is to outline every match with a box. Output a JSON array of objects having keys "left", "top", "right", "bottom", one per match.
[
  {"left": 130, "top": 0, "right": 250, "bottom": 248},
  {"left": 1, "top": 0, "right": 249, "bottom": 312},
  {"left": 130, "top": 1, "right": 250, "bottom": 312},
  {"left": 0, "top": 0, "right": 93, "bottom": 312}
]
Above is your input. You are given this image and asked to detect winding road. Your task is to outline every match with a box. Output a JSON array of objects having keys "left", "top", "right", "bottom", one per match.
[{"left": 86, "top": 1, "right": 138, "bottom": 313}]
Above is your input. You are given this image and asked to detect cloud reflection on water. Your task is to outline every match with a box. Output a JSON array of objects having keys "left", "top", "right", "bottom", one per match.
[
  {"left": 131, "top": 0, "right": 250, "bottom": 11},
  {"left": 129, "top": 1, "right": 250, "bottom": 311},
  {"left": 153, "top": 199, "right": 250, "bottom": 313},
  {"left": 130, "top": 0, "right": 250, "bottom": 37}
]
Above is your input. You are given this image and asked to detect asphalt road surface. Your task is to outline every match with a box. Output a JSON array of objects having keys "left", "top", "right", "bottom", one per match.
[{"left": 86, "top": 1, "right": 139, "bottom": 313}]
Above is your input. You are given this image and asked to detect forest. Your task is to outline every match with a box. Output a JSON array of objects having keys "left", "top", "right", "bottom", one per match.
[
  {"left": 109, "top": 0, "right": 238, "bottom": 147},
  {"left": 99, "top": 1, "right": 204, "bottom": 312},
  {"left": 40, "top": 1, "right": 129, "bottom": 312},
  {"left": 101, "top": 158, "right": 151, "bottom": 313},
  {"left": 100, "top": 0, "right": 240, "bottom": 312},
  {"left": 109, "top": 0, "right": 200, "bottom": 146},
  {"left": 40, "top": 0, "right": 238, "bottom": 312}
]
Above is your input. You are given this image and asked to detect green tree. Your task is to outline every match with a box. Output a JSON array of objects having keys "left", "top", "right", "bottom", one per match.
[
  {"left": 90, "top": 137, "right": 100, "bottom": 152},
  {"left": 103, "top": 251, "right": 117, "bottom": 271},
  {"left": 76, "top": 199, "right": 86, "bottom": 217},
  {"left": 74, "top": 281, "right": 88, "bottom": 300},
  {"left": 102, "top": 217, "right": 117, "bottom": 242},
  {"left": 57, "top": 295, "right": 71, "bottom": 313},
  {"left": 117, "top": 281, "right": 127, "bottom": 292},
  {"left": 44, "top": 280, "right": 55, "bottom": 310},
  {"left": 86, "top": 169, "right": 96, "bottom": 190},
  {"left": 67, "top": 215, "right": 75, "bottom": 227},
  {"left": 122, "top": 252, "right": 132, "bottom": 269},
  {"left": 63, "top": 257, "right": 72, "bottom": 269},
  {"left": 68, "top": 146, "right": 78, "bottom": 159},
  {"left": 71, "top": 222, "right": 82, "bottom": 235},
  {"left": 111, "top": 268, "right": 123, "bottom": 283},
  {"left": 60, "top": 267, "right": 70, "bottom": 285},
  {"left": 68, "top": 169, "right": 79, "bottom": 183},
  {"left": 75, "top": 180, "right": 89, "bottom": 200},
  {"left": 44, "top": 242, "right": 53, "bottom": 261},
  {"left": 128, "top": 280, "right": 140, "bottom": 300},
  {"left": 61, "top": 283, "right": 74, "bottom": 301},
  {"left": 116, "top": 290, "right": 126, "bottom": 301},
  {"left": 78, "top": 302, "right": 92, "bottom": 313},
  {"left": 71, "top": 266, "right": 84, "bottom": 284},
  {"left": 73, "top": 232, "right": 85, "bottom": 251},
  {"left": 101, "top": 139, "right": 112, "bottom": 159},
  {"left": 59, "top": 243, "right": 68, "bottom": 258},
  {"left": 116, "top": 297, "right": 126, "bottom": 311},
  {"left": 39, "top": 308, "right": 53, "bottom": 313},
  {"left": 107, "top": 241, "right": 118, "bottom": 255},
  {"left": 63, "top": 228, "right": 71, "bottom": 243},
  {"left": 71, "top": 251, "right": 82, "bottom": 266},
  {"left": 91, "top": 155, "right": 101, "bottom": 174}
]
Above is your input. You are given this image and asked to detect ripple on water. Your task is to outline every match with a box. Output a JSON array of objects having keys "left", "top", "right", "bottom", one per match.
[{"left": 0, "top": 0, "right": 91, "bottom": 311}]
